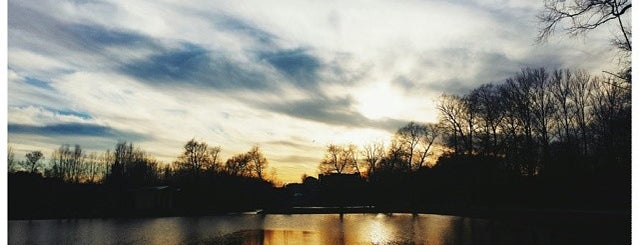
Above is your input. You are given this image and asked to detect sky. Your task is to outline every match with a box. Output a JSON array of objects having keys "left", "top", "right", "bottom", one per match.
[{"left": 7, "top": 0, "right": 623, "bottom": 183}]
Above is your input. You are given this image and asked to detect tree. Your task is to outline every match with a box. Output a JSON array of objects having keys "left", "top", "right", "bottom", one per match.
[
  {"left": 175, "top": 139, "right": 222, "bottom": 175},
  {"left": 437, "top": 95, "right": 466, "bottom": 153},
  {"left": 8, "top": 146, "right": 17, "bottom": 173},
  {"left": 471, "top": 84, "right": 505, "bottom": 156},
  {"left": 318, "top": 144, "right": 359, "bottom": 175},
  {"left": 550, "top": 69, "right": 575, "bottom": 144},
  {"left": 537, "top": 0, "right": 631, "bottom": 80},
  {"left": 538, "top": 0, "right": 631, "bottom": 49},
  {"left": 47, "top": 144, "right": 86, "bottom": 182},
  {"left": 395, "top": 122, "right": 426, "bottom": 169},
  {"left": 247, "top": 145, "right": 269, "bottom": 179},
  {"left": 590, "top": 75, "right": 631, "bottom": 169},
  {"left": 105, "top": 141, "right": 160, "bottom": 187},
  {"left": 393, "top": 122, "right": 441, "bottom": 170},
  {"left": 361, "top": 141, "right": 385, "bottom": 177},
  {"left": 529, "top": 67, "right": 555, "bottom": 162},
  {"left": 84, "top": 152, "right": 108, "bottom": 183},
  {"left": 24, "top": 151, "right": 44, "bottom": 174},
  {"left": 417, "top": 123, "right": 441, "bottom": 168},
  {"left": 378, "top": 140, "right": 409, "bottom": 173},
  {"left": 225, "top": 153, "right": 251, "bottom": 177},
  {"left": 570, "top": 70, "right": 594, "bottom": 156}
]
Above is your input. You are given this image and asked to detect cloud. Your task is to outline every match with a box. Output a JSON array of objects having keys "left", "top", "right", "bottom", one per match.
[
  {"left": 258, "top": 48, "right": 321, "bottom": 88},
  {"left": 8, "top": 123, "right": 148, "bottom": 140},
  {"left": 260, "top": 95, "right": 408, "bottom": 132},
  {"left": 120, "top": 42, "right": 275, "bottom": 91},
  {"left": 214, "top": 15, "right": 279, "bottom": 47}
]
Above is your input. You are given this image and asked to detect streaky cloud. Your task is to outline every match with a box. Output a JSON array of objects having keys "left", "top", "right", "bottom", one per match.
[
  {"left": 8, "top": 123, "right": 149, "bottom": 141},
  {"left": 9, "top": 2, "right": 156, "bottom": 57},
  {"left": 120, "top": 42, "right": 274, "bottom": 91},
  {"left": 258, "top": 48, "right": 321, "bottom": 88},
  {"left": 260, "top": 96, "right": 408, "bottom": 132},
  {"left": 216, "top": 16, "right": 278, "bottom": 47},
  {"left": 64, "top": 23, "right": 159, "bottom": 50},
  {"left": 23, "top": 77, "right": 53, "bottom": 89}
]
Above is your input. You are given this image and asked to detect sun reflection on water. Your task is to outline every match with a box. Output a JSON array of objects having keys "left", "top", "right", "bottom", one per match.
[{"left": 368, "top": 216, "right": 390, "bottom": 244}]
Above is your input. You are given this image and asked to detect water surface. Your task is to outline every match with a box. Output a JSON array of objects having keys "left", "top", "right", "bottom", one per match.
[{"left": 9, "top": 213, "right": 627, "bottom": 244}]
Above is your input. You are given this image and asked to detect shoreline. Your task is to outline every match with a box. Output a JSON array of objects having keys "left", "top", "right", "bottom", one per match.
[{"left": 9, "top": 206, "right": 629, "bottom": 223}]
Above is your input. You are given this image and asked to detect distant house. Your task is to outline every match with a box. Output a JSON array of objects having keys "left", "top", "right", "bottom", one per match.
[{"left": 128, "top": 186, "right": 178, "bottom": 212}]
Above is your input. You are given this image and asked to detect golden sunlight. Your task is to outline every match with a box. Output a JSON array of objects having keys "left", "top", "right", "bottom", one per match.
[
  {"left": 355, "top": 81, "right": 405, "bottom": 120},
  {"left": 368, "top": 218, "right": 391, "bottom": 244}
]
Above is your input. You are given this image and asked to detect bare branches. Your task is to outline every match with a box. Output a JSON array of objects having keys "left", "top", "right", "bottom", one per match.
[
  {"left": 537, "top": 0, "right": 632, "bottom": 52},
  {"left": 319, "top": 144, "right": 360, "bottom": 175}
]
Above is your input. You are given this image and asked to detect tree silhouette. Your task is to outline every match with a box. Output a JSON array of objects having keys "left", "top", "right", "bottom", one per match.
[
  {"left": 393, "top": 122, "right": 440, "bottom": 170},
  {"left": 247, "top": 145, "right": 269, "bottom": 179},
  {"left": 537, "top": 0, "right": 631, "bottom": 50},
  {"left": 49, "top": 145, "right": 79, "bottom": 181},
  {"left": 318, "top": 144, "right": 359, "bottom": 174},
  {"left": 175, "top": 139, "right": 222, "bottom": 176},
  {"left": 24, "top": 151, "right": 44, "bottom": 174},
  {"left": 538, "top": 0, "right": 631, "bottom": 80},
  {"left": 361, "top": 141, "right": 385, "bottom": 177},
  {"left": 225, "top": 152, "right": 252, "bottom": 177},
  {"left": 8, "top": 146, "right": 17, "bottom": 173}
]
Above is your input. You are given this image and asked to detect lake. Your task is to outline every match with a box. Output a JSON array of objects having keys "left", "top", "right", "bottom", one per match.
[{"left": 8, "top": 213, "right": 628, "bottom": 244}]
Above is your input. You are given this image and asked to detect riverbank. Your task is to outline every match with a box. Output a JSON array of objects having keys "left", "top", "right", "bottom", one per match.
[
  {"left": 261, "top": 206, "right": 630, "bottom": 225},
  {"left": 9, "top": 205, "right": 629, "bottom": 222}
]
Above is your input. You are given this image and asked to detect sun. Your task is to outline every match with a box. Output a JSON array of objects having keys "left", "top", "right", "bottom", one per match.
[{"left": 355, "top": 81, "right": 404, "bottom": 120}]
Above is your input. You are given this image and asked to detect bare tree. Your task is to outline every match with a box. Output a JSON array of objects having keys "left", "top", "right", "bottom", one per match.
[
  {"left": 247, "top": 145, "right": 269, "bottom": 179},
  {"left": 538, "top": 0, "right": 631, "bottom": 81},
  {"left": 207, "top": 146, "right": 222, "bottom": 172},
  {"left": 84, "top": 152, "right": 108, "bottom": 183},
  {"left": 438, "top": 95, "right": 466, "bottom": 153},
  {"left": 379, "top": 140, "right": 409, "bottom": 173},
  {"left": 49, "top": 145, "right": 84, "bottom": 182},
  {"left": 537, "top": 0, "right": 631, "bottom": 50},
  {"left": 318, "top": 144, "right": 359, "bottom": 175},
  {"left": 8, "top": 146, "right": 17, "bottom": 173},
  {"left": 590, "top": 75, "right": 631, "bottom": 166},
  {"left": 24, "top": 151, "right": 44, "bottom": 174},
  {"left": 472, "top": 84, "right": 505, "bottom": 156},
  {"left": 105, "top": 142, "right": 160, "bottom": 187},
  {"left": 530, "top": 68, "right": 555, "bottom": 160},
  {"left": 550, "top": 69, "right": 575, "bottom": 144},
  {"left": 415, "top": 123, "right": 440, "bottom": 168},
  {"left": 395, "top": 122, "right": 427, "bottom": 169},
  {"left": 361, "top": 141, "right": 385, "bottom": 177},
  {"left": 343, "top": 144, "right": 360, "bottom": 174},
  {"left": 225, "top": 153, "right": 252, "bottom": 177},
  {"left": 570, "top": 70, "right": 595, "bottom": 156},
  {"left": 319, "top": 144, "right": 341, "bottom": 174},
  {"left": 175, "top": 139, "right": 223, "bottom": 175}
]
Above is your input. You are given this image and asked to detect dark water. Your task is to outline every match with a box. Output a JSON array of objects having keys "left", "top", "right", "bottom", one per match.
[{"left": 8, "top": 213, "right": 628, "bottom": 244}]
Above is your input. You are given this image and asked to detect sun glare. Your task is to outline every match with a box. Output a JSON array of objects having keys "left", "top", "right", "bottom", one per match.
[
  {"left": 368, "top": 219, "right": 391, "bottom": 244},
  {"left": 355, "top": 81, "right": 404, "bottom": 120}
]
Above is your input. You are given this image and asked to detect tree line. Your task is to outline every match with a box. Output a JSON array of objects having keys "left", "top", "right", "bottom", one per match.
[
  {"left": 308, "top": 67, "right": 629, "bottom": 210},
  {"left": 317, "top": 67, "right": 630, "bottom": 182},
  {"left": 8, "top": 139, "right": 272, "bottom": 187}
]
